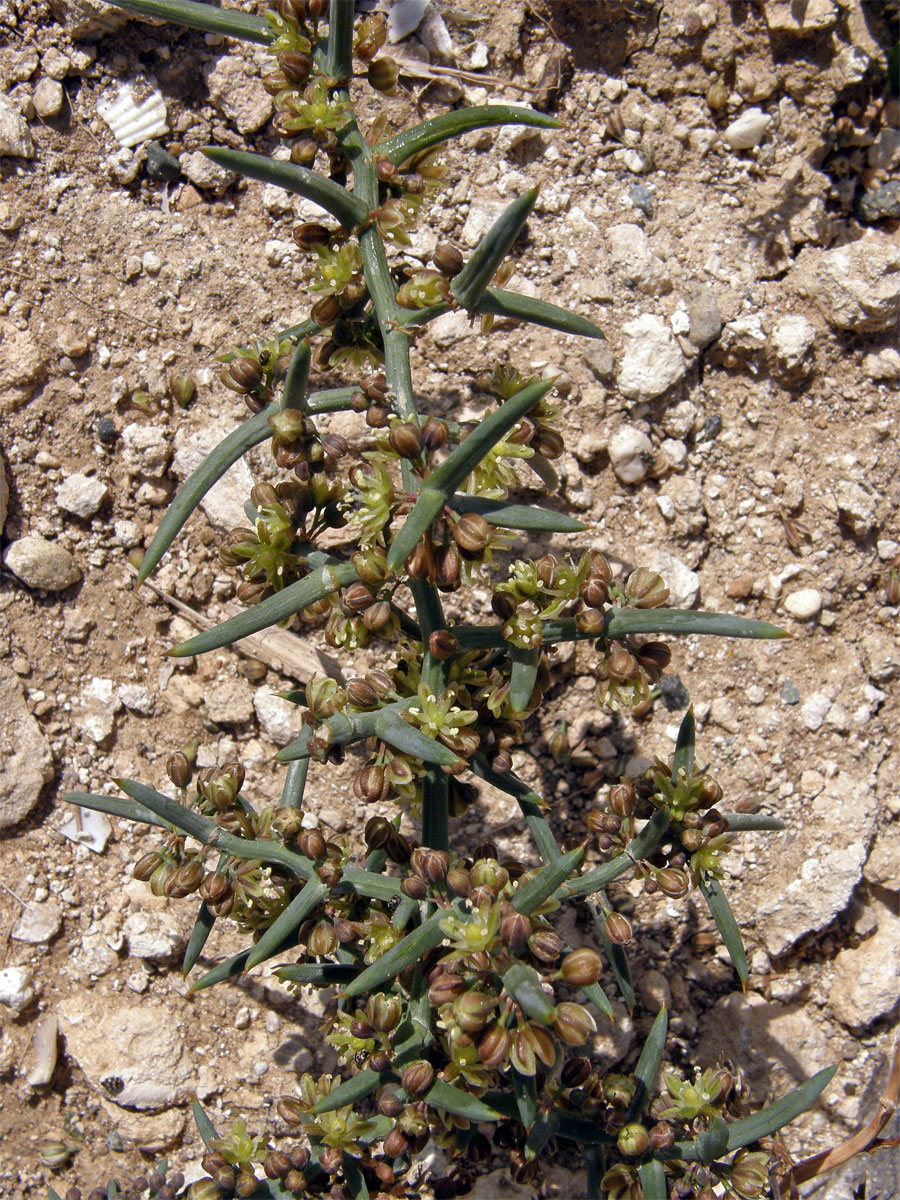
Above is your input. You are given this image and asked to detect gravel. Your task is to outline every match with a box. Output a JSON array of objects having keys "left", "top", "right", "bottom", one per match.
[{"left": 3, "top": 535, "right": 81, "bottom": 590}]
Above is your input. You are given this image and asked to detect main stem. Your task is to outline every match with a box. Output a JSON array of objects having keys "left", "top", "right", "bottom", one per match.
[{"left": 328, "top": 0, "right": 449, "bottom": 850}]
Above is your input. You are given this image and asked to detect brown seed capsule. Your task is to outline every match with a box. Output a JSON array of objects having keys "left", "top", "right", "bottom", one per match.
[
  {"left": 366, "top": 403, "right": 390, "bottom": 429},
  {"left": 561, "top": 1056, "right": 592, "bottom": 1089},
  {"left": 354, "top": 764, "right": 389, "bottom": 803},
  {"left": 428, "top": 629, "right": 460, "bottom": 660},
  {"left": 609, "top": 783, "right": 636, "bottom": 817},
  {"left": 561, "top": 947, "right": 604, "bottom": 986},
  {"left": 378, "top": 1087, "right": 404, "bottom": 1118},
  {"left": 617, "top": 1123, "right": 649, "bottom": 1157},
  {"left": 383, "top": 1127, "right": 409, "bottom": 1159},
  {"left": 385, "top": 831, "right": 411, "bottom": 862},
  {"left": 341, "top": 582, "right": 376, "bottom": 614},
  {"left": 401, "top": 876, "right": 427, "bottom": 900},
  {"left": 478, "top": 1023, "right": 511, "bottom": 1069},
  {"left": 369, "top": 1048, "right": 391, "bottom": 1072},
  {"left": 432, "top": 242, "right": 464, "bottom": 278},
  {"left": 529, "top": 929, "right": 564, "bottom": 963},
  {"left": 278, "top": 51, "right": 312, "bottom": 84},
  {"left": 428, "top": 972, "right": 466, "bottom": 1007},
  {"left": 554, "top": 1002, "right": 598, "bottom": 1046},
  {"left": 362, "top": 600, "right": 393, "bottom": 632},
  {"left": 228, "top": 357, "right": 263, "bottom": 392},
  {"left": 364, "top": 815, "right": 392, "bottom": 849},
  {"left": 388, "top": 421, "right": 422, "bottom": 459},
  {"left": 433, "top": 543, "right": 460, "bottom": 589},
  {"left": 655, "top": 867, "right": 689, "bottom": 897},
  {"left": 604, "top": 911, "right": 634, "bottom": 945},
  {"left": 263, "top": 1152, "right": 292, "bottom": 1181},
  {"left": 452, "top": 513, "right": 490, "bottom": 554},
  {"left": 368, "top": 57, "right": 400, "bottom": 96},
  {"left": 132, "top": 851, "right": 160, "bottom": 881},
  {"left": 307, "top": 919, "right": 337, "bottom": 956},
  {"left": 582, "top": 577, "right": 609, "bottom": 608},
  {"left": 625, "top": 568, "right": 669, "bottom": 609},
  {"left": 298, "top": 828, "right": 327, "bottom": 859},
  {"left": 421, "top": 416, "right": 448, "bottom": 452},
  {"left": 410, "top": 846, "right": 450, "bottom": 883},
  {"left": 649, "top": 1121, "right": 675, "bottom": 1151},
  {"left": 200, "top": 871, "right": 231, "bottom": 903},
  {"left": 292, "top": 220, "right": 330, "bottom": 251},
  {"left": 500, "top": 911, "right": 532, "bottom": 951},
  {"left": 311, "top": 294, "right": 341, "bottom": 326},
  {"left": 447, "top": 866, "right": 471, "bottom": 897}
]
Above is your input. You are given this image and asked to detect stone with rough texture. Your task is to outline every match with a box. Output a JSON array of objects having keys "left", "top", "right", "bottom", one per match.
[
  {"left": 835, "top": 479, "right": 876, "bottom": 538},
  {"left": 723, "top": 108, "right": 772, "bottom": 150},
  {"left": 748, "top": 772, "right": 876, "bottom": 956},
  {"left": 253, "top": 690, "right": 298, "bottom": 746},
  {"left": 56, "top": 472, "right": 108, "bottom": 518},
  {"left": 204, "top": 53, "right": 272, "bottom": 135},
  {"left": 120, "top": 423, "right": 171, "bottom": 478},
  {"left": 49, "top": 0, "right": 127, "bottom": 38},
  {"left": 204, "top": 678, "right": 255, "bottom": 726},
  {"left": 767, "top": 314, "right": 815, "bottom": 382},
  {"left": 617, "top": 314, "right": 685, "bottom": 401},
  {"left": 0, "top": 664, "right": 55, "bottom": 830},
  {"left": 33, "top": 77, "right": 64, "bottom": 118},
  {"left": 12, "top": 900, "right": 62, "bottom": 945},
  {"left": 3, "top": 536, "right": 81, "bottom": 590},
  {"left": 791, "top": 238, "right": 900, "bottom": 334},
  {"left": 59, "top": 997, "right": 195, "bottom": 1110},
  {"left": 74, "top": 677, "right": 121, "bottom": 747},
  {"left": 763, "top": 0, "right": 837, "bottom": 34},
  {"left": 173, "top": 421, "right": 255, "bottom": 531},
  {"left": 606, "top": 223, "right": 670, "bottom": 294},
  {"left": 829, "top": 899, "right": 900, "bottom": 1029},
  {"left": 607, "top": 425, "right": 652, "bottom": 484},
  {"left": 683, "top": 285, "right": 722, "bottom": 350},
  {"left": 0, "top": 324, "right": 49, "bottom": 407},
  {"left": 179, "top": 150, "right": 236, "bottom": 193},
  {"left": 0, "top": 93, "right": 35, "bottom": 157},
  {"left": 0, "top": 966, "right": 35, "bottom": 1013},
  {"left": 645, "top": 549, "right": 699, "bottom": 608},
  {"left": 864, "top": 825, "right": 900, "bottom": 888},
  {"left": 696, "top": 991, "right": 828, "bottom": 1095},
  {"left": 784, "top": 588, "right": 822, "bottom": 620},
  {"left": 123, "top": 911, "right": 184, "bottom": 962},
  {"left": 0, "top": 455, "right": 8, "bottom": 535}
]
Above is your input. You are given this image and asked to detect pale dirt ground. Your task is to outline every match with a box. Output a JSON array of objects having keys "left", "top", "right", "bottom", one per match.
[{"left": 1, "top": 1, "right": 899, "bottom": 1198}]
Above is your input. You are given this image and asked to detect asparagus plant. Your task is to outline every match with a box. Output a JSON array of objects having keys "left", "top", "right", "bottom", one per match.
[{"left": 57, "top": 2, "right": 839, "bottom": 1198}]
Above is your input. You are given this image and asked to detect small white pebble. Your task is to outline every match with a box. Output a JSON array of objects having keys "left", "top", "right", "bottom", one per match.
[{"left": 784, "top": 588, "right": 822, "bottom": 620}]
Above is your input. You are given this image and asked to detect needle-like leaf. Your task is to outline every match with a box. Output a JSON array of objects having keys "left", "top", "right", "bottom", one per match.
[
  {"left": 243, "top": 879, "right": 327, "bottom": 972},
  {"left": 204, "top": 149, "right": 368, "bottom": 229},
  {"left": 626, "top": 1007, "right": 668, "bottom": 1122},
  {"left": 375, "top": 105, "right": 560, "bottom": 165},
  {"left": 699, "top": 876, "right": 748, "bottom": 985},
  {"left": 106, "top": 0, "right": 271, "bottom": 43},
  {"left": 448, "top": 494, "right": 586, "bottom": 532},
  {"left": 477, "top": 286, "right": 605, "bottom": 339},
  {"left": 451, "top": 188, "right": 539, "bottom": 311}
]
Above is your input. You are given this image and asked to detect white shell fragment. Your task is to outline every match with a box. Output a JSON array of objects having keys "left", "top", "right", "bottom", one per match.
[
  {"left": 388, "top": 0, "right": 432, "bottom": 43},
  {"left": 59, "top": 808, "right": 112, "bottom": 853},
  {"left": 26, "top": 1014, "right": 59, "bottom": 1087},
  {"left": 723, "top": 107, "right": 772, "bottom": 150},
  {"left": 97, "top": 82, "right": 168, "bottom": 149}
]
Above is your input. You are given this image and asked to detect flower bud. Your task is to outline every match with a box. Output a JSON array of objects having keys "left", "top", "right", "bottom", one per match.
[
  {"left": 428, "top": 972, "right": 466, "bottom": 1007},
  {"left": 401, "top": 1059, "right": 435, "bottom": 1096},
  {"left": 582, "top": 577, "right": 609, "bottom": 608},
  {"left": 454, "top": 991, "right": 496, "bottom": 1034},
  {"left": 368, "top": 57, "right": 400, "bottom": 95},
  {"left": 561, "top": 948, "right": 603, "bottom": 986},
  {"left": 554, "top": 1002, "right": 598, "bottom": 1046},
  {"left": 166, "top": 859, "right": 205, "bottom": 897},
  {"left": 169, "top": 373, "right": 196, "bottom": 409},
  {"left": 362, "top": 600, "right": 394, "bottom": 633},
  {"left": 435, "top": 543, "right": 461, "bottom": 589},
  {"left": 576, "top": 608, "right": 605, "bottom": 635},
  {"left": 604, "top": 911, "right": 634, "bottom": 945},
  {"left": 603, "top": 1073, "right": 636, "bottom": 1109},
  {"left": 395, "top": 270, "right": 451, "bottom": 310},
  {"left": 607, "top": 647, "right": 641, "bottom": 682},
  {"left": 452, "top": 513, "right": 490, "bottom": 554},
  {"left": 433, "top": 242, "right": 465, "bottom": 277},
  {"left": 200, "top": 871, "right": 231, "bottom": 903},
  {"left": 385, "top": 831, "right": 411, "bottom": 862},
  {"left": 188, "top": 1180, "right": 222, "bottom": 1200},
  {"left": 378, "top": 1086, "right": 404, "bottom": 1118},
  {"left": 347, "top": 677, "right": 379, "bottom": 708},
  {"left": 617, "top": 1123, "right": 649, "bottom": 1157},
  {"left": 410, "top": 847, "right": 450, "bottom": 884}
]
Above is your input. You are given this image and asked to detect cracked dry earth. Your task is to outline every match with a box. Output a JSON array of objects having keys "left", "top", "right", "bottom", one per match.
[{"left": 1, "top": 0, "right": 899, "bottom": 1197}]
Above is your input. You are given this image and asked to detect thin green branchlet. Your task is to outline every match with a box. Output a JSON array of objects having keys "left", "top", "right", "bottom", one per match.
[{"left": 54, "top": 3, "right": 842, "bottom": 1199}]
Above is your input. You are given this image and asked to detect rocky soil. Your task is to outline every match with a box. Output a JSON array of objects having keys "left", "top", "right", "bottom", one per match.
[{"left": 1, "top": 1, "right": 899, "bottom": 1197}]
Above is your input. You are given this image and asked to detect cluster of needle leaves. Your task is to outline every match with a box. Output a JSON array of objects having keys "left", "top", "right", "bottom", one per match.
[{"left": 57, "top": 3, "right": 837, "bottom": 1199}]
